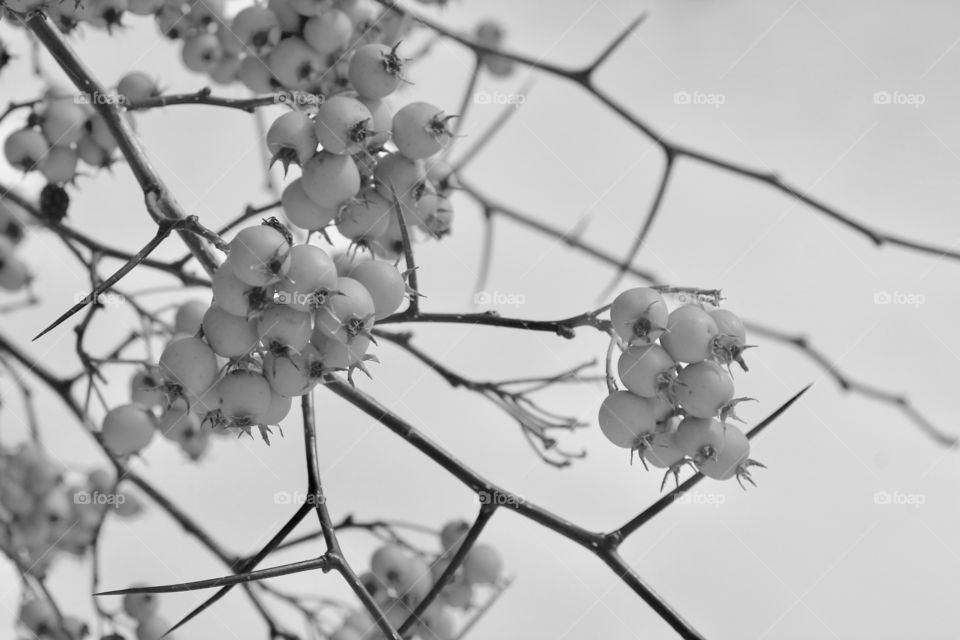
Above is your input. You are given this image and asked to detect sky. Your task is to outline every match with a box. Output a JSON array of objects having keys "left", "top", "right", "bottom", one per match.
[{"left": 2, "top": 0, "right": 960, "bottom": 639}]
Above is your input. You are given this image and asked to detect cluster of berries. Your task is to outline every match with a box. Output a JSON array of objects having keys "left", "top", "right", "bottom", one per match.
[
  {"left": 100, "top": 219, "right": 408, "bottom": 453},
  {"left": 265, "top": 41, "right": 461, "bottom": 259},
  {"left": 329, "top": 519, "right": 504, "bottom": 640},
  {"left": 2, "top": 86, "right": 120, "bottom": 184},
  {"left": 599, "top": 287, "right": 764, "bottom": 488},
  {"left": 0, "top": 444, "right": 139, "bottom": 576}
]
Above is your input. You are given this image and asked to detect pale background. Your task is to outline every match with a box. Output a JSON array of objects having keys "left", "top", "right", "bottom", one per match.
[{"left": 1, "top": 0, "right": 960, "bottom": 638}]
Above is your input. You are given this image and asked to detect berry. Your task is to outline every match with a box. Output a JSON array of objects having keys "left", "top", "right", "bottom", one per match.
[
  {"left": 463, "top": 544, "right": 502, "bottom": 585},
  {"left": 282, "top": 178, "right": 338, "bottom": 231},
  {"left": 617, "top": 344, "right": 675, "bottom": 398},
  {"left": 223, "top": 5, "right": 281, "bottom": 54},
  {"left": 263, "top": 349, "right": 313, "bottom": 397},
  {"left": 674, "top": 417, "right": 726, "bottom": 463},
  {"left": 314, "top": 277, "right": 375, "bottom": 343},
  {"left": 373, "top": 152, "right": 425, "bottom": 200},
  {"left": 116, "top": 71, "right": 160, "bottom": 103},
  {"left": 38, "top": 146, "right": 78, "bottom": 184},
  {"left": 697, "top": 424, "right": 762, "bottom": 487},
  {"left": 660, "top": 304, "right": 720, "bottom": 363},
  {"left": 157, "top": 400, "right": 201, "bottom": 441},
  {"left": 130, "top": 368, "right": 165, "bottom": 407},
  {"left": 439, "top": 519, "right": 469, "bottom": 552},
  {"left": 357, "top": 96, "right": 394, "bottom": 148},
  {"left": 337, "top": 190, "right": 392, "bottom": 244},
  {"left": 610, "top": 287, "right": 668, "bottom": 345},
  {"left": 212, "top": 263, "right": 272, "bottom": 317},
  {"left": 182, "top": 33, "right": 223, "bottom": 74},
  {"left": 215, "top": 370, "right": 272, "bottom": 427},
  {"left": 310, "top": 330, "right": 371, "bottom": 370},
  {"left": 136, "top": 615, "right": 172, "bottom": 640},
  {"left": 40, "top": 100, "right": 87, "bottom": 147},
  {"left": 392, "top": 101, "right": 455, "bottom": 160},
  {"left": 123, "top": 588, "right": 159, "bottom": 622},
  {"left": 38, "top": 183, "right": 70, "bottom": 221},
  {"left": 673, "top": 360, "right": 734, "bottom": 419},
  {"left": 261, "top": 389, "right": 293, "bottom": 425},
  {"left": 348, "top": 43, "right": 406, "bottom": 99},
  {"left": 303, "top": 9, "right": 353, "bottom": 54},
  {"left": 314, "top": 95, "right": 374, "bottom": 155},
  {"left": 257, "top": 304, "right": 313, "bottom": 350},
  {"left": 267, "top": 111, "right": 318, "bottom": 170},
  {"left": 159, "top": 336, "right": 219, "bottom": 400},
  {"left": 301, "top": 151, "right": 361, "bottom": 209},
  {"left": 102, "top": 404, "right": 156, "bottom": 455},
  {"left": 349, "top": 259, "right": 405, "bottom": 320},
  {"left": 269, "top": 37, "right": 322, "bottom": 90},
  {"left": 174, "top": 299, "right": 207, "bottom": 335},
  {"left": 597, "top": 391, "right": 656, "bottom": 449},
  {"left": 276, "top": 243, "right": 338, "bottom": 312},
  {"left": 4, "top": 129, "right": 48, "bottom": 172},
  {"left": 18, "top": 599, "right": 56, "bottom": 633},
  {"left": 227, "top": 223, "right": 292, "bottom": 287},
  {"left": 202, "top": 305, "right": 260, "bottom": 358}
]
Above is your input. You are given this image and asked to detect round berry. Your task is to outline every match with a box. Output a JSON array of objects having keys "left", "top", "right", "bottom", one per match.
[
  {"left": 617, "top": 344, "right": 675, "bottom": 398},
  {"left": 674, "top": 360, "right": 734, "bottom": 419},
  {"left": 314, "top": 95, "right": 373, "bottom": 155},
  {"left": 102, "top": 404, "right": 156, "bottom": 455},
  {"left": 392, "top": 101, "right": 454, "bottom": 160},
  {"left": 301, "top": 151, "right": 361, "bottom": 209},
  {"left": 314, "top": 276, "right": 375, "bottom": 343},
  {"left": 463, "top": 544, "right": 502, "bottom": 586},
  {"left": 610, "top": 287, "right": 668, "bottom": 345},
  {"left": 597, "top": 390, "right": 656, "bottom": 449},
  {"left": 348, "top": 43, "right": 406, "bottom": 99},
  {"left": 660, "top": 304, "right": 719, "bottom": 363},
  {"left": 123, "top": 588, "right": 160, "bottom": 622},
  {"left": 282, "top": 178, "right": 338, "bottom": 231},
  {"left": 4, "top": 129, "right": 48, "bottom": 172},
  {"left": 202, "top": 305, "right": 260, "bottom": 358},
  {"left": 349, "top": 259, "right": 405, "bottom": 320},
  {"left": 276, "top": 243, "right": 338, "bottom": 312},
  {"left": 227, "top": 223, "right": 292, "bottom": 287}
]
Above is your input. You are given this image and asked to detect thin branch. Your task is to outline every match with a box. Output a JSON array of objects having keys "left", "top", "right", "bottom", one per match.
[{"left": 124, "top": 87, "right": 280, "bottom": 113}]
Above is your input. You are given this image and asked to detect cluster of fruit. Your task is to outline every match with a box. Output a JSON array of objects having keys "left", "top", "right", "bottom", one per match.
[
  {"left": 2, "top": 86, "right": 119, "bottom": 184},
  {"left": 99, "top": 220, "right": 408, "bottom": 453},
  {"left": 0, "top": 444, "right": 139, "bottom": 575},
  {"left": 598, "top": 287, "right": 763, "bottom": 488},
  {"left": 266, "top": 45, "right": 460, "bottom": 259},
  {"left": 0, "top": 199, "right": 31, "bottom": 293},
  {"left": 329, "top": 519, "right": 504, "bottom": 640}
]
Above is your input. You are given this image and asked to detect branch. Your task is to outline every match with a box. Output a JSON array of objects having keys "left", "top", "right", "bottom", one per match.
[
  {"left": 124, "top": 87, "right": 281, "bottom": 112},
  {"left": 24, "top": 12, "right": 221, "bottom": 277}
]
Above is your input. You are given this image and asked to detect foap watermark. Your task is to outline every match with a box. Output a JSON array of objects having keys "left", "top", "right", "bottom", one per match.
[
  {"left": 474, "top": 91, "right": 526, "bottom": 108},
  {"left": 275, "top": 91, "right": 323, "bottom": 108},
  {"left": 873, "top": 290, "right": 925, "bottom": 308},
  {"left": 673, "top": 490, "right": 725, "bottom": 508},
  {"left": 476, "top": 490, "right": 524, "bottom": 506},
  {"left": 474, "top": 290, "right": 525, "bottom": 308},
  {"left": 873, "top": 90, "right": 926, "bottom": 108},
  {"left": 75, "top": 291, "right": 126, "bottom": 307},
  {"left": 274, "top": 491, "right": 326, "bottom": 506},
  {"left": 873, "top": 490, "right": 925, "bottom": 509},
  {"left": 75, "top": 91, "right": 126, "bottom": 106},
  {"left": 74, "top": 490, "right": 126, "bottom": 507},
  {"left": 674, "top": 90, "right": 726, "bottom": 109}
]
